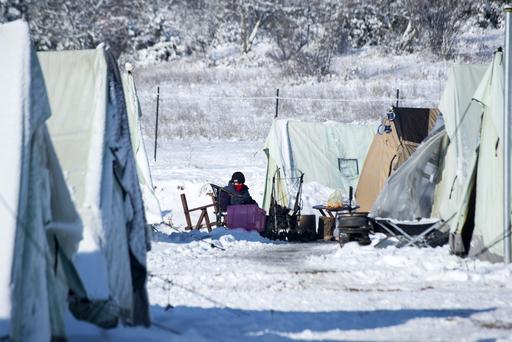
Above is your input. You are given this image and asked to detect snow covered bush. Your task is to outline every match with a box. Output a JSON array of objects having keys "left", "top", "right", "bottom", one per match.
[{"left": 1, "top": 0, "right": 505, "bottom": 64}]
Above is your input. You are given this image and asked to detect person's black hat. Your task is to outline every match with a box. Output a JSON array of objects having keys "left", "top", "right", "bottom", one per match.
[{"left": 231, "top": 171, "right": 245, "bottom": 183}]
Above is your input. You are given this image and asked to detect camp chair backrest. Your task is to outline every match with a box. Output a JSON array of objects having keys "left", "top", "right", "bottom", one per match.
[{"left": 210, "top": 184, "right": 227, "bottom": 226}]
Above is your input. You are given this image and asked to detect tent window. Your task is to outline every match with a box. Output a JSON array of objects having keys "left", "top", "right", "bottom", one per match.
[{"left": 338, "top": 158, "right": 359, "bottom": 178}]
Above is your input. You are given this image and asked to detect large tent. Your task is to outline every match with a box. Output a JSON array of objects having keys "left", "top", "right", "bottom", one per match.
[
  {"left": 38, "top": 46, "right": 151, "bottom": 324},
  {"left": 431, "top": 64, "right": 489, "bottom": 229},
  {"left": 431, "top": 51, "right": 506, "bottom": 262},
  {"left": 369, "top": 52, "right": 507, "bottom": 262},
  {"left": 0, "top": 20, "right": 84, "bottom": 341},
  {"left": 262, "top": 119, "right": 375, "bottom": 211},
  {"left": 122, "top": 67, "right": 163, "bottom": 225},
  {"left": 356, "top": 107, "right": 440, "bottom": 212}
]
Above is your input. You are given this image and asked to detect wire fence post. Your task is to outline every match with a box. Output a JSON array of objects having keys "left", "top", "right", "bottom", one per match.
[
  {"left": 274, "top": 88, "right": 279, "bottom": 118},
  {"left": 154, "top": 86, "right": 160, "bottom": 162}
]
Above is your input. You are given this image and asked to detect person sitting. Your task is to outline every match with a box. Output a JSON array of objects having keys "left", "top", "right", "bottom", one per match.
[{"left": 219, "top": 171, "right": 256, "bottom": 212}]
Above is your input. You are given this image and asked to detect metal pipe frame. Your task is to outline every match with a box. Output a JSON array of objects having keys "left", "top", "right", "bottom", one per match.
[{"left": 504, "top": 5, "right": 512, "bottom": 263}]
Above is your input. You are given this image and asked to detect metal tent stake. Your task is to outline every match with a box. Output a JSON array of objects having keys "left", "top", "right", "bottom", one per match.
[{"left": 504, "top": 5, "right": 512, "bottom": 263}]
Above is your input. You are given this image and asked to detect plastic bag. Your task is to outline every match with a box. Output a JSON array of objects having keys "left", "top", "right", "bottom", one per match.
[{"left": 326, "top": 190, "right": 344, "bottom": 209}]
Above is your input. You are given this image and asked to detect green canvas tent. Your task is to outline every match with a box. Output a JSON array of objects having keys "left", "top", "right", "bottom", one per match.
[
  {"left": 262, "top": 119, "right": 375, "bottom": 212},
  {"left": 0, "top": 20, "right": 84, "bottom": 341},
  {"left": 38, "top": 46, "right": 151, "bottom": 324},
  {"left": 431, "top": 64, "right": 489, "bottom": 229},
  {"left": 431, "top": 51, "right": 507, "bottom": 262},
  {"left": 369, "top": 52, "right": 507, "bottom": 262},
  {"left": 122, "top": 67, "right": 163, "bottom": 225}
]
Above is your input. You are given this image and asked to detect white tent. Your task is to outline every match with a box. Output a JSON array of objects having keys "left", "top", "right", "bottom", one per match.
[
  {"left": 470, "top": 52, "right": 505, "bottom": 261},
  {"left": 0, "top": 20, "right": 83, "bottom": 341},
  {"left": 262, "top": 119, "right": 375, "bottom": 211},
  {"left": 431, "top": 64, "right": 488, "bottom": 230},
  {"left": 371, "top": 52, "right": 506, "bottom": 261},
  {"left": 430, "top": 55, "right": 503, "bottom": 261},
  {"left": 122, "top": 68, "right": 163, "bottom": 225},
  {"left": 38, "top": 46, "right": 151, "bottom": 324}
]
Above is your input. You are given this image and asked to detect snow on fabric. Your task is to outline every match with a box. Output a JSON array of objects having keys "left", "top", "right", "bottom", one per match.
[{"left": 0, "top": 20, "right": 83, "bottom": 341}]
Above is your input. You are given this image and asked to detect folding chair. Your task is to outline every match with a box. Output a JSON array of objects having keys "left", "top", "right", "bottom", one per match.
[
  {"left": 179, "top": 184, "right": 230, "bottom": 232},
  {"left": 180, "top": 193, "right": 215, "bottom": 232},
  {"left": 371, "top": 218, "right": 447, "bottom": 248}
]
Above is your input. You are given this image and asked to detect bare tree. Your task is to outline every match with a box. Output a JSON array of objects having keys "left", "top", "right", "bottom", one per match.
[{"left": 404, "top": 0, "right": 472, "bottom": 58}]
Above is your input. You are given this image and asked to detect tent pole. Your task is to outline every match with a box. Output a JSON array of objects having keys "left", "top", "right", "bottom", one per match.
[
  {"left": 154, "top": 86, "right": 160, "bottom": 162},
  {"left": 504, "top": 5, "right": 512, "bottom": 263}
]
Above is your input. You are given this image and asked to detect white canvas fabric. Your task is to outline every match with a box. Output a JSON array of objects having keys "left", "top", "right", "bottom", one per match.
[
  {"left": 431, "top": 64, "right": 488, "bottom": 231},
  {"left": 39, "top": 47, "right": 150, "bottom": 323},
  {"left": 0, "top": 20, "right": 83, "bottom": 341},
  {"left": 122, "top": 70, "right": 163, "bottom": 224},
  {"left": 38, "top": 48, "right": 114, "bottom": 301},
  {"left": 430, "top": 52, "right": 508, "bottom": 262},
  {"left": 471, "top": 52, "right": 505, "bottom": 262},
  {"left": 262, "top": 119, "right": 375, "bottom": 211}
]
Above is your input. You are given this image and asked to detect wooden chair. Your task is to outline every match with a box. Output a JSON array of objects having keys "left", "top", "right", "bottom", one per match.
[{"left": 180, "top": 184, "right": 227, "bottom": 232}]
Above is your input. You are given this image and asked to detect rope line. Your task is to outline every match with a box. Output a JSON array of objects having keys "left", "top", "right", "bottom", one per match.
[
  {"left": 472, "top": 225, "right": 512, "bottom": 259},
  {"left": 147, "top": 272, "right": 247, "bottom": 317}
]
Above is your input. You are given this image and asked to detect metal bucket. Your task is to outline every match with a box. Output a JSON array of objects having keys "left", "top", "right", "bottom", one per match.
[{"left": 335, "top": 212, "right": 371, "bottom": 247}]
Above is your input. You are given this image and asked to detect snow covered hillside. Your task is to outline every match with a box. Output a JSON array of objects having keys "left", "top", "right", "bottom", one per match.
[{"left": 133, "top": 28, "right": 503, "bottom": 140}]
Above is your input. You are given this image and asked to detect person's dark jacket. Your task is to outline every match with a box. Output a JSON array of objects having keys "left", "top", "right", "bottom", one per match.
[{"left": 219, "top": 181, "right": 256, "bottom": 212}]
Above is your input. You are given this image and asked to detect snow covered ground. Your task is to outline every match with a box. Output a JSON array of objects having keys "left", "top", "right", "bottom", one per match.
[{"left": 68, "top": 140, "right": 512, "bottom": 341}]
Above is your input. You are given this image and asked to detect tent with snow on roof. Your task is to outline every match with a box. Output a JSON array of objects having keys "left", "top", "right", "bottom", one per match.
[
  {"left": 356, "top": 106, "right": 440, "bottom": 212},
  {"left": 38, "top": 45, "right": 151, "bottom": 325},
  {"left": 122, "top": 65, "right": 163, "bottom": 225},
  {"left": 262, "top": 119, "right": 375, "bottom": 212},
  {"left": 0, "top": 20, "right": 89, "bottom": 341}
]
